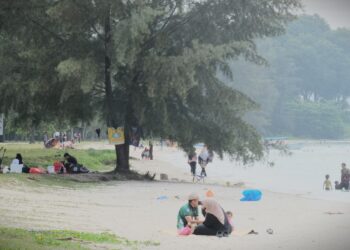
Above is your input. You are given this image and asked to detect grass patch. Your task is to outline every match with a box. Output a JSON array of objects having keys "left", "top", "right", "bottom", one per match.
[
  {"left": 0, "top": 227, "right": 159, "bottom": 250},
  {"left": 0, "top": 143, "right": 155, "bottom": 188},
  {"left": 0, "top": 143, "right": 116, "bottom": 171}
]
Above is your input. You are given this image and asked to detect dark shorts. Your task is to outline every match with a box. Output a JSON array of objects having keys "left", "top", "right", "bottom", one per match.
[{"left": 189, "top": 162, "right": 196, "bottom": 176}]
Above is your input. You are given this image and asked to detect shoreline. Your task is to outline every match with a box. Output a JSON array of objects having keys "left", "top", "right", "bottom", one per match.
[{"left": 128, "top": 144, "right": 350, "bottom": 204}]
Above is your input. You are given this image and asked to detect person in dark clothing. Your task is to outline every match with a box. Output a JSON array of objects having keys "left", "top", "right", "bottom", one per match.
[
  {"left": 338, "top": 163, "right": 350, "bottom": 190},
  {"left": 149, "top": 141, "right": 153, "bottom": 160},
  {"left": 63, "top": 153, "right": 89, "bottom": 174},
  {"left": 193, "top": 199, "right": 232, "bottom": 236},
  {"left": 96, "top": 128, "right": 101, "bottom": 139},
  {"left": 188, "top": 152, "right": 197, "bottom": 178},
  {"left": 63, "top": 153, "right": 78, "bottom": 173}
]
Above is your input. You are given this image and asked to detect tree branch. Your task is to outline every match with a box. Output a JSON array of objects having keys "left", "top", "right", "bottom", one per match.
[
  {"left": 71, "top": 0, "right": 105, "bottom": 42},
  {"left": 22, "top": 12, "right": 66, "bottom": 43}
]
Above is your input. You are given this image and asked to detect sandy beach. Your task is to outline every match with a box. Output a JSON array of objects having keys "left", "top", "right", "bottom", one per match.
[{"left": 1, "top": 142, "right": 350, "bottom": 249}]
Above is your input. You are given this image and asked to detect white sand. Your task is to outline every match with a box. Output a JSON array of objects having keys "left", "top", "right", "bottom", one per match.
[{"left": 0, "top": 141, "right": 349, "bottom": 249}]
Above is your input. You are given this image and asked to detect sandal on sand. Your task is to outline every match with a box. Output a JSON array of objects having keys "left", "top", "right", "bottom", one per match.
[
  {"left": 248, "top": 230, "right": 258, "bottom": 235},
  {"left": 216, "top": 231, "right": 223, "bottom": 238},
  {"left": 223, "top": 232, "right": 229, "bottom": 237}
]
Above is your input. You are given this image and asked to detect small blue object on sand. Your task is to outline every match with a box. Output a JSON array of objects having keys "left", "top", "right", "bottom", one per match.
[
  {"left": 157, "top": 195, "right": 168, "bottom": 200},
  {"left": 240, "top": 189, "right": 262, "bottom": 201}
]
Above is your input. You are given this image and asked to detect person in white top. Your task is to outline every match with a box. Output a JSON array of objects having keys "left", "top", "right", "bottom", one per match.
[{"left": 198, "top": 146, "right": 210, "bottom": 177}]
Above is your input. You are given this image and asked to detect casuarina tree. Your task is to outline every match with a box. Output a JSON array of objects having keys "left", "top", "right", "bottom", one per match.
[{"left": 0, "top": 0, "right": 301, "bottom": 171}]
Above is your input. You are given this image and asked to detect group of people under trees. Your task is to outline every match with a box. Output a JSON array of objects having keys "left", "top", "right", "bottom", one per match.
[
  {"left": 324, "top": 163, "right": 350, "bottom": 191},
  {"left": 7, "top": 153, "right": 88, "bottom": 174},
  {"left": 44, "top": 131, "right": 81, "bottom": 149},
  {"left": 177, "top": 193, "right": 233, "bottom": 237},
  {"left": 188, "top": 146, "right": 214, "bottom": 181}
]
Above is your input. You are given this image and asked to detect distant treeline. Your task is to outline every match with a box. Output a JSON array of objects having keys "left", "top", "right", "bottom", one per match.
[{"left": 224, "top": 15, "right": 350, "bottom": 139}]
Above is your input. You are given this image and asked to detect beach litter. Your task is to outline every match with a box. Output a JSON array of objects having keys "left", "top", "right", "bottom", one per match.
[
  {"left": 206, "top": 190, "right": 214, "bottom": 197},
  {"left": 248, "top": 230, "right": 258, "bottom": 235},
  {"left": 156, "top": 195, "right": 168, "bottom": 201},
  {"left": 240, "top": 189, "right": 262, "bottom": 201}
]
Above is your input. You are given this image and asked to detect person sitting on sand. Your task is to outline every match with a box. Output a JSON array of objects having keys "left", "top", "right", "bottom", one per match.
[
  {"left": 226, "top": 211, "right": 234, "bottom": 230},
  {"left": 177, "top": 193, "right": 202, "bottom": 234},
  {"left": 323, "top": 174, "right": 332, "bottom": 191},
  {"left": 193, "top": 199, "right": 232, "bottom": 237}
]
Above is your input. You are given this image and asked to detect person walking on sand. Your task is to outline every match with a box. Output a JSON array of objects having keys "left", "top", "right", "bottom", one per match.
[
  {"left": 188, "top": 152, "right": 197, "bottom": 181},
  {"left": 198, "top": 146, "right": 210, "bottom": 177},
  {"left": 323, "top": 174, "right": 332, "bottom": 191}
]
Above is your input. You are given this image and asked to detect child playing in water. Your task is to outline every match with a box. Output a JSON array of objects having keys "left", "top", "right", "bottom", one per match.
[{"left": 323, "top": 174, "right": 332, "bottom": 191}]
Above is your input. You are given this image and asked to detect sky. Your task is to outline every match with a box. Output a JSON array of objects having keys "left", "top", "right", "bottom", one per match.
[{"left": 303, "top": 0, "right": 350, "bottom": 29}]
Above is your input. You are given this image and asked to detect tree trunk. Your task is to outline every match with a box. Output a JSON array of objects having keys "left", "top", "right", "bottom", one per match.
[
  {"left": 103, "top": 6, "right": 130, "bottom": 173},
  {"left": 29, "top": 127, "right": 35, "bottom": 144},
  {"left": 115, "top": 132, "right": 130, "bottom": 173}
]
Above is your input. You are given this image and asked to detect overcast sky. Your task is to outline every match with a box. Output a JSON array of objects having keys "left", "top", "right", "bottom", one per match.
[{"left": 303, "top": 0, "right": 350, "bottom": 29}]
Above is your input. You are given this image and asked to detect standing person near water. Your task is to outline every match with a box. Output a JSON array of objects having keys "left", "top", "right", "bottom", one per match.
[
  {"left": 188, "top": 151, "right": 197, "bottom": 181},
  {"left": 338, "top": 163, "right": 350, "bottom": 190},
  {"left": 323, "top": 174, "right": 332, "bottom": 191},
  {"left": 198, "top": 146, "right": 210, "bottom": 177},
  {"left": 149, "top": 141, "right": 153, "bottom": 160}
]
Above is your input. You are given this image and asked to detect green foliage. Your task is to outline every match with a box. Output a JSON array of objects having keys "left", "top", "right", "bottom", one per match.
[
  {"left": 0, "top": 227, "right": 159, "bottom": 250},
  {"left": 224, "top": 14, "right": 350, "bottom": 139},
  {"left": 0, "top": 0, "right": 302, "bottom": 165},
  {"left": 286, "top": 101, "right": 347, "bottom": 139}
]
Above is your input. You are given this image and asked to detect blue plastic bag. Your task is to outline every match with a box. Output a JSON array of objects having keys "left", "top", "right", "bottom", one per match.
[
  {"left": 240, "top": 189, "right": 262, "bottom": 201},
  {"left": 156, "top": 195, "right": 168, "bottom": 201}
]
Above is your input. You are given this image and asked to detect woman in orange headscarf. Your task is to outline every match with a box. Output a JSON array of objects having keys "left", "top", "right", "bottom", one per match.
[{"left": 193, "top": 199, "right": 232, "bottom": 236}]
